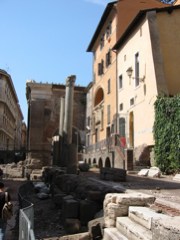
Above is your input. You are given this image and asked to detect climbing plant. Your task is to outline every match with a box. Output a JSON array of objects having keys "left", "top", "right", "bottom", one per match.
[{"left": 153, "top": 95, "right": 180, "bottom": 174}]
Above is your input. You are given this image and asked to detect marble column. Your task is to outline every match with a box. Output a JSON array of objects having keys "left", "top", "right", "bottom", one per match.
[
  {"left": 59, "top": 97, "right": 65, "bottom": 137},
  {"left": 63, "top": 75, "right": 76, "bottom": 144}
]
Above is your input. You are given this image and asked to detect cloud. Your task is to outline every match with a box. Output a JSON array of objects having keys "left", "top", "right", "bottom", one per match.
[{"left": 84, "top": 0, "right": 111, "bottom": 6}]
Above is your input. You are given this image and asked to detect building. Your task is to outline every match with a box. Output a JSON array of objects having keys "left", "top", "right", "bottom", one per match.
[
  {"left": 114, "top": 4, "right": 180, "bottom": 166},
  {"left": 84, "top": 0, "right": 170, "bottom": 169},
  {"left": 174, "top": 0, "right": 180, "bottom": 5},
  {"left": 0, "top": 69, "right": 24, "bottom": 163},
  {"left": 26, "top": 80, "right": 86, "bottom": 168}
]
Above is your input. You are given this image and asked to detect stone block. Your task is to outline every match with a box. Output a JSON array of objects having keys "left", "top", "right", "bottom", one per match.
[
  {"left": 64, "top": 218, "right": 81, "bottom": 234},
  {"left": 104, "top": 202, "right": 128, "bottom": 227},
  {"left": 173, "top": 174, "right": 180, "bottom": 182},
  {"left": 115, "top": 192, "right": 155, "bottom": 206},
  {"left": 87, "top": 190, "right": 103, "bottom": 203},
  {"left": 104, "top": 192, "right": 155, "bottom": 228},
  {"left": 79, "top": 200, "right": 99, "bottom": 225},
  {"left": 152, "top": 216, "right": 180, "bottom": 240},
  {"left": 138, "top": 168, "right": 149, "bottom": 176},
  {"left": 88, "top": 217, "right": 104, "bottom": 232},
  {"left": 53, "top": 193, "right": 66, "bottom": 208},
  {"left": 116, "top": 216, "right": 152, "bottom": 240},
  {"left": 59, "top": 232, "right": 91, "bottom": 240},
  {"left": 100, "top": 168, "right": 126, "bottom": 182},
  {"left": 103, "top": 227, "right": 128, "bottom": 240},
  {"left": 129, "top": 206, "right": 169, "bottom": 230},
  {"left": 148, "top": 167, "right": 161, "bottom": 178},
  {"left": 62, "top": 197, "right": 79, "bottom": 223}
]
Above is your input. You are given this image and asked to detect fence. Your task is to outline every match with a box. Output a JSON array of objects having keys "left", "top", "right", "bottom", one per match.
[{"left": 18, "top": 191, "right": 35, "bottom": 240}]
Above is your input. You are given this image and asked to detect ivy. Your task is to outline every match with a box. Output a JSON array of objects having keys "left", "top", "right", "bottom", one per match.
[{"left": 153, "top": 95, "right": 180, "bottom": 174}]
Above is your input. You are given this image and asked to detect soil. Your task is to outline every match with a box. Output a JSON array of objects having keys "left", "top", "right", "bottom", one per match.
[{"left": 4, "top": 170, "right": 180, "bottom": 240}]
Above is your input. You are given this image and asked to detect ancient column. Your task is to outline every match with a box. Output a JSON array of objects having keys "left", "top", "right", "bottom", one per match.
[
  {"left": 62, "top": 75, "right": 77, "bottom": 173},
  {"left": 59, "top": 97, "right": 65, "bottom": 137},
  {"left": 63, "top": 75, "right": 76, "bottom": 144}
]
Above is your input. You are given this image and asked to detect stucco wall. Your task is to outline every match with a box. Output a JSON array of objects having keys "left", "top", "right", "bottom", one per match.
[
  {"left": 117, "top": 17, "right": 158, "bottom": 149},
  {"left": 156, "top": 8, "right": 180, "bottom": 95}
]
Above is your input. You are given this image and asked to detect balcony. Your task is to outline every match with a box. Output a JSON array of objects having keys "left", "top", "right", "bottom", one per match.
[{"left": 85, "top": 134, "right": 126, "bottom": 154}]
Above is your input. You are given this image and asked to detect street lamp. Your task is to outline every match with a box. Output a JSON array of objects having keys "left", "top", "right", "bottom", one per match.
[{"left": 126, "top": 67, "right": 145, "bottom": 82}]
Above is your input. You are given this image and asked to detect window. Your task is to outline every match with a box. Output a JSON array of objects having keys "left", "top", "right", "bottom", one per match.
[
  {"left": 106, "top": 21, "right": 112, "bottom": 39},
  {"left": 119, "top": 118, "right": 125, "bottom": 137},
  {"left": 111, "top": 124, "right": 114, "bottom": 133},
  {"left": 87, "top": 116, "right": 90, "bottom": 127},
  {"left": 135, "top": 52, "right": 139, "bottom": 87},
  {"left": 98, "top": 60, "right": 104, "bottom": 75},
  {"left": 119, "top": 103, "right": 123, "bottom": 111},
  {"left": 130, "top": 98, "right": 134, "bottom": 106},
  {"left": 107, "top": 105, "right": 110, "bottom": 124},
  {"left": 106, "top": 50, "right": 111, "bottom": 67},
  {"left": 119, "top": 75, "right": 123, "bottom": 89},
  {"left": 107, "top": 79, "right": 111, "bottom": 94},
  {"left": 100, "top": 34, "right": 104, "bottom": 50},
  {"left": 101, "top": 109, "right": 104, "bottom": 130}
]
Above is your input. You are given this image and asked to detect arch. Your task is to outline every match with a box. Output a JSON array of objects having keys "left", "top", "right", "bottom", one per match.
[
  {"left": 105, "top": 157, "right": 111, "bottom": 168},
  {"left": 94, "top": 87, "right": 104, "bottom": 107},
  {"left": 93, "top": 159, "right": 96, "bottom": 164},
  {"left": 84, "top": 159, "right": 87, "bottom": 164},
  {"left": 98, "top": 158, "right": 103, "bottom": 169},
  {"left": 88, "top": 158, "right": 92, "bottom": 165}
]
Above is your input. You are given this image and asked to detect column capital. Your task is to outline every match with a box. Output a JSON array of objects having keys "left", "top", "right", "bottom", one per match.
[{"left": 66, "top": 75, "right": 76, "bottom": 87}]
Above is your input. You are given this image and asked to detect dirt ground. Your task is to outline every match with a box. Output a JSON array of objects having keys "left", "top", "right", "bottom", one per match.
[{"left": 3, "top": 170, "right": 180, "bottom": 240}]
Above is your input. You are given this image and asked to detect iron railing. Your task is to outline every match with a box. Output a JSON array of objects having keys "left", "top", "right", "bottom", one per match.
[
  {"left": 18, "top": 197, "right": 35, "bottom": 240},
  {"left": 85, "top": 134, "right": 124, "bottom": 153}
]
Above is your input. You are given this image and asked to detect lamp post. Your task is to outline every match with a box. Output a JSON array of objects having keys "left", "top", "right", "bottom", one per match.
[{"left": 126, "top": 67, "right": 145, "bottom": 82}]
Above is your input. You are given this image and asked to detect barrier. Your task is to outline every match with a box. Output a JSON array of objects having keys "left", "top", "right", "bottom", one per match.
[{"left": 18, "top": 193, "right": 35, "bottom": 240}]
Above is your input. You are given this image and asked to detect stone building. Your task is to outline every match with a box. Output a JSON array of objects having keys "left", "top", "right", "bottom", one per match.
[
  {"left": 26, "top": 79, "right": 86, "bottom": 168},
  {"left": 0, "top": 69, "right": 24, "bottom": 163}
]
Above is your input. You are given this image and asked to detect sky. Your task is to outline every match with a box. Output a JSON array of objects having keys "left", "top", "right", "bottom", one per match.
[{"left": 0, "top": 0, "right": 114, "bottom": 123}]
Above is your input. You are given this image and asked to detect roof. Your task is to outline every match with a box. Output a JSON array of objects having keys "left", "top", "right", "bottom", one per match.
[
  {"left": 113, "top": 5, "right": 180, "bottom": 51},
  {"left": 86, "top": 0, "right": 169, "bottom": 52},
  {"left": 87, "top": 1, "right": 117, "bottom": 52}
]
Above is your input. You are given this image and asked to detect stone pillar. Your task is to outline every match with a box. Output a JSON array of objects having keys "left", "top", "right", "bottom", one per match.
[
  {"left": 59, "top": 97, "right": 65, "bottom": 137},
  {"left": 56, "top": 97, "right": 65, "bottom": 167},
  {"left": 62, "top": 75, "right": 77, "bottom": 173},
  {"left": 63, "top": 75, "right": 76, "bottom": 144}
]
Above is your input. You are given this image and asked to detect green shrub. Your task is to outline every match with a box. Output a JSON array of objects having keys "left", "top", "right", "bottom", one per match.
[{"left": 153, "top": 95, "right": 180, "bottom": 174}]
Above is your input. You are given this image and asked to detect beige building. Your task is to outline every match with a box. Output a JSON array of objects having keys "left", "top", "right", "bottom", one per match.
[
  {"left": 114, "top": 4, "right": 180, "bottom": 166},
  {"left": 0, "top": 69, "right": 24, "bottom": 163},
  {"left": 84, "top": 0, "right": 168, "bottom": 169},
  {"left": 174, "top": 0, "right": 180, "bottom": 5}
]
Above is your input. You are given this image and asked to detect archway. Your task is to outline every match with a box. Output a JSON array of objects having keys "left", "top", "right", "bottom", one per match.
[
  {"left": 98, "top": 158, "right": 103, "bottom": 169},
  {"left": 94, "top": 87, "right": 104, "bottom": 107},
  {"left": 105, "top": 157, "right": 111, "bottom": 168}
]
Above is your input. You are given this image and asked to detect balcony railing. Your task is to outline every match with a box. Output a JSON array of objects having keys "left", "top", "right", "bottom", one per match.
[{"left": 85, "top": 134, "right": 126, "bottom": 154}]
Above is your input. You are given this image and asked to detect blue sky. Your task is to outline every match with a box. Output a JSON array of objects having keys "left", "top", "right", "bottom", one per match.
[{"left": 0, "top": 0, "right": 114, "bottom": 123}]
